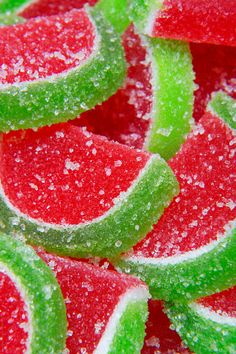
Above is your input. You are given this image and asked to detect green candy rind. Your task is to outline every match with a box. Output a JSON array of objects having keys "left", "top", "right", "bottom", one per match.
[
  {"left": 145, "top": 37, "right": 194, "bottom": 160},
  {"left": 115, "top": 94, "right": 236, "bottom": 301},
  {"left": 0, "top": 8, "right": 126, "bottom": 131},
  {"left": 0, "top": 156, "right": 178, "bottom": 258},
  {"left": 0, "top": 233, "right": 67, "bottom": 353},
  {"left": 0, "top": 13, "right": 24, "bottom": 25},
  {"left": 166, "top": 301, "right": 236, "bottom": 354},
  {"left": 109, "top": 301, "right": 148, "bottom": 354}
]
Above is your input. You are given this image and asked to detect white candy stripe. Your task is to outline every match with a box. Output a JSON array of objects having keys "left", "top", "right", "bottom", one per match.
[
  {"left": 0, "top": 262, "right": 32, "bottom": 353},
  {"left": 94, "top": 286, "right": 150, "bottom": 354},
  {"left": 190, "top": 302, "right": 236, "bottom": 327}
]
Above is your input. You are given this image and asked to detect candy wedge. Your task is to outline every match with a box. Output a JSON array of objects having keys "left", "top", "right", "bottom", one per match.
[
  {"left": 0, "top": 234, "right": 66, "bottom": 353},
  {"left": 191, "top": 43, "right": 236, "bottom": 121},
  {"left": 0, "top": 7, "right": 125, "bottom": 131},
  {"left": 0, "top": 0, "right": 129, "bottom": 34},
  {"left": 76, "top": 24, "right": 194, "bottom": 160},
  {"left": 38, "top": 251, "right": 149, "bottom": 353},
  {"left": 142, "top": 300, "right": 191, "bottom": 353},
  {"left": 130, "top": 0, "right": 236, "bottom": 46},
  {"left": 167, "top": 286, "right": 236, "bottom": 353},
  {"left": 0, "top": 123, "right": 178, "bottom": 258},
  {"left": 116, "top": 93, "right": 236, "bottom": 301}
]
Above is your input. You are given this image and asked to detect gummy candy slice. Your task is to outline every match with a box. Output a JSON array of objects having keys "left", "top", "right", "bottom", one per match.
[
  {"left": 38, "top": 251, "right": 149, "bottom": 354},
  {"left": 166, "top": 286, "right": 236, "bottom": 354},
  {"left": 142, "top": 300, "right": 191, "bottom": 353},
  {"left": 0, "top": 122, "right": 178, "bottom": 258},
  {"left": 130, "top": 0, "right": 236, "bottom": 46},
  {"left": 0, "top": 0, "right": 129, "bottom": 34},
  {"left": 75, "top": 24, "right": 194, "bottom": 160},
  {"left": 116, "top": 92, "right": 236, "bottom": 301},
  {"left": 0, "top": 7, "right": 125, "bottom": 131},
  {"left": 0, "top": 234, "right": 66, "bottom": 353},
  {"left": 191, "top": 43, "right": 236, "bottom": 121}
]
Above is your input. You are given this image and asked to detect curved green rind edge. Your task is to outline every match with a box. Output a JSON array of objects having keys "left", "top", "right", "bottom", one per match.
[
  {"left": 0, "top": 156, "right": 178, "bottom": 258},
  {"left": 115, "top": 223, "right": 236, "bottom": 302},
  {"left": 145, "top": 37, "right": 194, "bottom": 160},
  {"left": 109, "top": 300, "right": 148, "bottom": 354},
  {"left": 129, "top": 0, "right": 163, "bottom": 34},
  {"left": 165, "top": 301, "right": 236, "bottom": 354},
  {"left": 0, "top": 0, "right": 130, "bottom": 34},
  {"left": 0, "top": 233, "right": 67, "bottom": 354},
  {"left": 0, "top": 13, "right": 24, "bottom": 25},
  {"left": 0, "top": 7, "right": 126, "bottom": 132},
  {"left": 208, "top": 91, "right": 236, "bottom": 130}
]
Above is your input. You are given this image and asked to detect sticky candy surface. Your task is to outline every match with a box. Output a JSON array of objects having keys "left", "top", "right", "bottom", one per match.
[
  {"left": 39, "top": 251, "right": 149, "bottom": 353},
  {"left": 0, "top": 271, "right": 29, "bottom": 353}
]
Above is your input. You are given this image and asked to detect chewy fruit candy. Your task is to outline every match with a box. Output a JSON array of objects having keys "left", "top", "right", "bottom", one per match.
[
  {"left": 116, "top": 93, "right": 236, "bottom": 301},
  {"left": 0, "top": 234, "right": 66, "bottom": 353},
  {"left": 167, "top": 286, "right": 236, "bottom": 353},
  {"left": 76, "top": 24, "right": 194, "bottom": 160},
  {"left": 130, "top": 0, "right": 236, "bottom": 46},
  {"left": 39, "top": 251, "right": 150, "bottom": 354},
  {"left": 0, "top": 7, "right": 125, "bottom": 131},
  {"left": 142, "top": 300, "right": 191, "bottom": 353},
  {"left": 0, "top": 0, "right": 129, "bottom": 34},
  {"left": 0, "top": 122, "right": 178, "bottom": 258}
]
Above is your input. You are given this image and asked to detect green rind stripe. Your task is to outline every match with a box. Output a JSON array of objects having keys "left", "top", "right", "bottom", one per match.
[
  {"left": 0, "top": 156, "right": 178, "bottom": 258},
  {"left": 0, "top": 0, "right": 28, "bottom": 13},
  {"left": 0, "top": 233, "right": 67, "bottom": 354},
  {"left": 116, "top": 226, "right": 236, "bottom": 301},
  {"left": 208, "top": 91, "right": 236, "bottom": 130},
  {"left": 109, "top": 301, "right": 148, "bottom": 354},
  {"left": 166, "top": 301, "right": 236, "bottom": 354},
  {"left": 0, "top": 13, "right": 24, "bottom": 25},
  {"left": 0, "top": 8, "right": 126, "bottom": 131},
  {"left": 146, "top": 38, "right": 194, "bottom": 160}
]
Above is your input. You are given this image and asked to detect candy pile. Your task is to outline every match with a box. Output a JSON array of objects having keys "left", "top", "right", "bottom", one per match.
[{"left": 0, "top": 1, "right": 235, "bottom": 353}]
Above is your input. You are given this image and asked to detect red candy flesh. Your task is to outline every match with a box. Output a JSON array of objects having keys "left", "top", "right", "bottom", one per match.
[
  {"left": 132, "top": 113, "right": 236, "bottom": 258},
  {"left": 198, "top": 286, "right": 236, "bottom": 318},
  {"left": 151, "top": 0, "right": 236, "bottom": 46},
  {"left": 0, "top": 272, "right": 29, "bottom": 353},
  {"left": 191, "top": 43, "right": 236, "bottom": 121},
  {"left": 39, "top": 251, "right": 144, "bottom": 353},
  {"left": 74, "top": 24, "right": 152, "bottom": 150},
  {"left": 0, "top": 9, "right": 95, "bottom": 85},
  {"left": 142, "top": 300, "right": 191, "bottom": 354},
  {"left": 0, "top": 124, "right": 149, "bottom": 225},
  {"left": 20, "top": 0, "right": 97, "bottom": 18}
]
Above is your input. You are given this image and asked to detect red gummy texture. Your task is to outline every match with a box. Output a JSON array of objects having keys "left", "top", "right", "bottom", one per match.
[
  {"left": 142, "top": 300, "right": 191, "bottom": 354},
  {"left": 0, "top": 272, "right": 28, "bottom": 354},
  {"left": 0, "top": 9, "right": 94, "bottom": 85},
  {"left": 0, "top": 124, "right": 149, "bottom": 225},
  {"left": 20, "top": 0, "right": 97, "bottom": 18},
  {"left": 74, "top": 24, "right": 152, "bottom": 150},
  {"left": 39, "top": 251, "right": 144, "bottom": 353},
  {"left": 192, "top": 43, "right": 236, "bottom": 121},
  {"left": 151, "top": 0, "right": 236, "bottom": 46},
  {"left": 198, "top": 286, "right": 236, "bottom": 318},
  {"left": 132, "top": 113, "right": 236, "bottom": 258}
]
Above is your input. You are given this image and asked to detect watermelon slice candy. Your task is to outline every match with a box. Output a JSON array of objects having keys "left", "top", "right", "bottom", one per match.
[
  {"left": 0, "top": 122, "right": 178, "bottom": 258},
  {"left": 0, "top": 234, "right": 67, "bottom": 354},
  {"left": 116, "top": 92, "right": 236, "bottom": 301},
  {"left": 0, "top": 6, "right": 125, "bottom": 131},
  {"left": 167, "top": 286, "right": 236, "bottom": 353}
]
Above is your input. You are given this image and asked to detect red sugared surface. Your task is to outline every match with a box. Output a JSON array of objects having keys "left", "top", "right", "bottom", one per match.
[
  {"left": 150, "top": 0, "right": 236, "bottom": 46},
  {"left": 142, "top": 300, "right": 190, "bottom": 354},
  {"left": 191, "top": 43, "right": 236, "bottom": 121},
  {"left": 198, "top": 286, "right": 236, "bottom": 318},
  {"left": 39, "top": 251, "right": 145, "bottom": 353},
  {"left": 132, "top": 113, "right": 236, "bottom": 258},
  {"left": 0, "top": 123, "right": 149, "bottom": 225},
  {"left": 0, "top": 9, "right": 95, "bottom": 85},
  {"left": 73, "top": 24, "right": 152, "bottom": 150},
  {"left": 0, "top": 272, "right": 29, "bottom": 353},
  {"left": 20, "top": 0, "right": 97, "bottom": 18}
]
